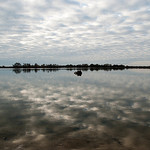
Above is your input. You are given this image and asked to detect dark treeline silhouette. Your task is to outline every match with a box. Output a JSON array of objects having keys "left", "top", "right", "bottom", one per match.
[{"left": 1, "top": 62, "right": 150, "bottom": 71}]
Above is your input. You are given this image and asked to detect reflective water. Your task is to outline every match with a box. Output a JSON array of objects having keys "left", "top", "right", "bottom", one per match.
[{"left": 0, "top": 69, "right": 150, "bottom": 150}]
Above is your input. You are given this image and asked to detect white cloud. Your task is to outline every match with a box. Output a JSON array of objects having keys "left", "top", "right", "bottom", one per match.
[{"left": 0, "top": 0, "right": 150, "bottom": 65}]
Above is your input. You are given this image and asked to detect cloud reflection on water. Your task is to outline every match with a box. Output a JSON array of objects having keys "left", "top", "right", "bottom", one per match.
[{"left": 0, "top": 70, "right": 150, "bottom": 149}]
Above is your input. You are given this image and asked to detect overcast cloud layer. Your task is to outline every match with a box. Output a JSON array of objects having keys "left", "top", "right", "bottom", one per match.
[{"left": 0, "top": 0, "right": 150, "bottom": 65}]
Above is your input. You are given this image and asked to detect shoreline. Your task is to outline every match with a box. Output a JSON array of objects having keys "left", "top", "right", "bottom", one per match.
[{"left": 0, "top": 66, "right": 150, "bottom": 69}]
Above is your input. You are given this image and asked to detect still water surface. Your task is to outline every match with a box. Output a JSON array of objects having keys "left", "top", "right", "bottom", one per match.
[{"left": 0, "top": 69, "right": 150, "bottom": 150}]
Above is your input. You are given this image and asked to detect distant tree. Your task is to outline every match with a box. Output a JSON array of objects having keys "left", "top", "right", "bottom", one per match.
[
  {"left": 82, "top": 64, "right": 88, "bottom": 67},
  {"left": 34, "top": 63, "right": 39, "bottom": 68},
  {"left": 41, "top": 64, "right": 45, "bottom": 67},
  {"left": 104, "top": 64, "right": 112, "bottom": 67},
  {"left": 13, "top": 62, "right": 22, "bottom": 68},
  {"left": 23, "top": 63, "right": 31, "bottom": 68},
  {"left": 66, "top": 64, "right": 72, "bottom": 67},
  {"left": 90, "top": 64, "right": 94, "bottom": 67}
]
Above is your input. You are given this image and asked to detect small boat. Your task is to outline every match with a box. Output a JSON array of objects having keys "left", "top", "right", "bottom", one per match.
[{"left": 74, "top": 70, "right": 82, "bottom": 76}]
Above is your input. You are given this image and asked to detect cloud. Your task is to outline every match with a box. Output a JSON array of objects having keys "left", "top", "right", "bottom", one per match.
[{"left": 0, "top": 0, "right": 150, "bottom": 65}]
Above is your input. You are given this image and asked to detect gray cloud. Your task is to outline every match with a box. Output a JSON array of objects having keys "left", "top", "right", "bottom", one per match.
[{"left": 0, "top": 0, "right": 150, "bottom": 65}]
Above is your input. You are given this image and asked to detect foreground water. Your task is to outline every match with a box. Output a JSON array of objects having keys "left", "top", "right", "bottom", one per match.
[{"left": 0, "top": 69, "right": 150, "bottom": 150}]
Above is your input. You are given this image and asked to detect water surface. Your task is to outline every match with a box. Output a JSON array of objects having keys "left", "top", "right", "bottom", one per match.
[{"left": 0, "top": 69, "right": 150, "bottom": 150}]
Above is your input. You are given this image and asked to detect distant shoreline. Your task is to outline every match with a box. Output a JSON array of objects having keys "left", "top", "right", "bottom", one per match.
[
  {"left": 0, "top": 63, "right": 150, "bottom": 70},
  {"left": 1, "top": 66, "right": 150, "bottom": 69}
]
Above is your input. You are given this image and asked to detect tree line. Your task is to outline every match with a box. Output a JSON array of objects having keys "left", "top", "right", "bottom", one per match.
[{"left": 0, "top": 62, "right": 150, "bottom": 69}]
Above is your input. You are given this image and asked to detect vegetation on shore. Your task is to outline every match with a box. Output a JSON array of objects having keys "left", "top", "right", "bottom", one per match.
[{"left": 0, "top": 62, "right": 150, "bottom": 70}]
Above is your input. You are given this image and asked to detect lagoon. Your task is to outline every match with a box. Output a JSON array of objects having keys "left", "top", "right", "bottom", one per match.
[{"left": 0, "top": 69, "right": 150, "bottom": 150}]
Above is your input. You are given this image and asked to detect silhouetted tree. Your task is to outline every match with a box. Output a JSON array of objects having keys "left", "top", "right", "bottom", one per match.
[
  {"left": 23, "top": 63, "right": 31, "bottom": 68},
  {"left": 34, "top": 63, "right": 39, "bottom": 68},
  {"left": 13, "top": 62, "right": 22, "bottom": 68}
]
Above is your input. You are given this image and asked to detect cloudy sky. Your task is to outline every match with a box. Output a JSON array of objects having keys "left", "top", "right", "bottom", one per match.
[{"left": 0, "top": 0, "right": 150, "bottom": 65}]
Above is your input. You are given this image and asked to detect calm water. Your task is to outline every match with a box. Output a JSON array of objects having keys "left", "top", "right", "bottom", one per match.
[{"left": 0, "top": 69, "right": 150, "bottom": 150}]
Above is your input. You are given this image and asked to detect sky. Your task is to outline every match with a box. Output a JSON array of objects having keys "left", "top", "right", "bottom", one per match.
[{"left": 0, "top": 0, "right": 150, "bottom": 65}]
